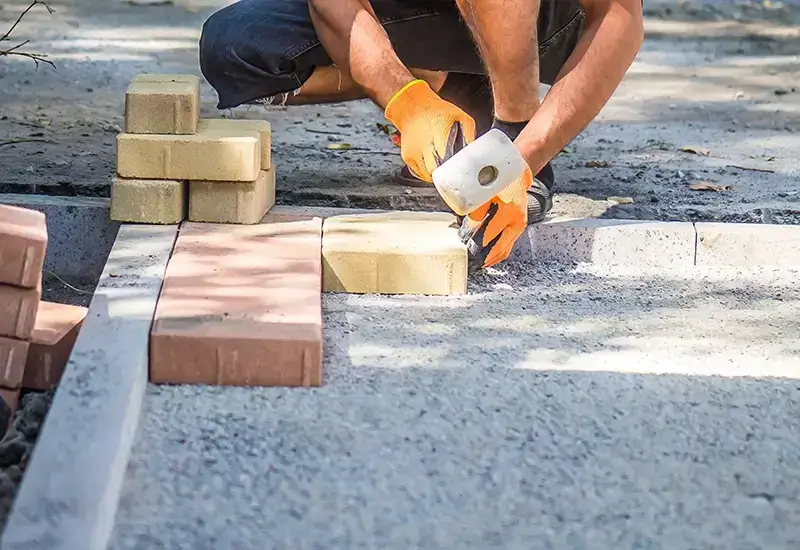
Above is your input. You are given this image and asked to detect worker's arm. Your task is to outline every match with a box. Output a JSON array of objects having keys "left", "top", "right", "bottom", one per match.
[
  {"left": 455, "top": 0, "right": 644, "bottom": 268},
  {"left": 455, "top": 0, "right": 643, "bottom": 171},
  {"left": 308, "top": 0, "right": 477, "bottom": 182},
  {"left": 307, "top": 0, "right": 414, "bottom": 107},
  {"left": 516, "top": 0, "right": 644, "bottom": 173}
]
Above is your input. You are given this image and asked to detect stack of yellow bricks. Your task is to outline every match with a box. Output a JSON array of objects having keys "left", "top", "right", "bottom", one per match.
[
  {"left": 111, "top": 73, "right": 276, "bottom": 225},
  {"left": 110, "top": 73, "right": 470, "bottom": 298}
]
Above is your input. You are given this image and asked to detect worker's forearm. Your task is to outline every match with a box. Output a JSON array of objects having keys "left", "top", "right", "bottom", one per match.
[
  {"left": 454, "top": 0, "right": 541, "bottom": 122},
  {"left": 515, "top": 2, "right": 644, "bottom": 173},
  {"left": 308, "top": 0, "right": 415, "bottom": 108}
]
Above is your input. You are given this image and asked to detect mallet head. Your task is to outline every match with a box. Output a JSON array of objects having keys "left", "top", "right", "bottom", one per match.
[{"left": 431, "top": 128, "right": 528, "bottom": 216}]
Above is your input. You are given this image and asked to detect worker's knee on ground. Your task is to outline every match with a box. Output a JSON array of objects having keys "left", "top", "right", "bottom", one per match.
[{"left": 198, "top": 0, "right": 316, "bottom": 110}]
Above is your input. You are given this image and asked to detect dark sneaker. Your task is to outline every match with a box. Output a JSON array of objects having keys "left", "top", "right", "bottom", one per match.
[
  {"left": 527, "top": 162, "right": 555, "bottom": 225},
  {"left": 395, "top": 164, "right": 430, "bottom": 188}
]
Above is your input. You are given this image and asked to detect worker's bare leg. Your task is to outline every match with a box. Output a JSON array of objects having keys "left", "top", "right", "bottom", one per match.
[
  {"left": 282, "top": 66, "right": 447, "bottom": 105},
  {"left": 454, "top": 0, "right": 541, "bottom": 123}
]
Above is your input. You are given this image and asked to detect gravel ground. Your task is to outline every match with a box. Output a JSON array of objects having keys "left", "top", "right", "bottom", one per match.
[
  {"left": 0, "top": 275, "right": 95, "bottom": 531},
  {"left": 110, "top": 262, "right": 800, "bottom": 550}
]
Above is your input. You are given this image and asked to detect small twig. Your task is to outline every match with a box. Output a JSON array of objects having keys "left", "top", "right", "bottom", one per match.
[
  {"left": 1, "top": 1, "right": 54, "bottom": 43},
  {"left": 1, "top": 40, "right": 30, "bottom": 54},
  {"left": 343, "top": 149, "right": 401, "bottom": 156},
  {"left": 727, "top": 164, "right": 776, "bottom": 174},
  {"left": 43, "top": 270, "right": 93, "bottom": 295},
  {"left": 0, "top": 51, "right": 56, "bottom": 69},
  {"left": 0, "top": 138, "right": 50, "bottom": 147},
  {"left": 8, "top": 120, "right": 47, "bottom": 128},
  {"left": 324, "top": 146, "right": 401, "bottom": 155},
  {"left": 0, "top": 1, "right": 56, "bottom": 69},
  {"left": 305, "top": 128, "right": 344, "bottom": 136}
]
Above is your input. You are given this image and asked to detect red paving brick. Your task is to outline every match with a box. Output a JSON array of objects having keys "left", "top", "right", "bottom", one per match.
[
  {"left": 0, "top": 336, "right": 29, "bottom": 390},
  {"left": 0, "top": 283, "right": 41, "bottom": 340},
  {"left": 150, "top": 215, "right": 323, "bottom": 387},
  {"left": 0, "top": 204, "right": 47, "bottom": 289},
  {"left": 23, "top": 301, "right": 88, "bottom": 391}
]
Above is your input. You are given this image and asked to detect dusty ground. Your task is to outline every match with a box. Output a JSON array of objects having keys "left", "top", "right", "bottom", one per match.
[{"left": 0, "top": 0, "right": 798, "bottom": 222}]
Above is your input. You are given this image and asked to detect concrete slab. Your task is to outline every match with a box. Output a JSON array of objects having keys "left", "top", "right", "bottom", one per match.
[
  {"left": 696, "top": 222, "right": 800, "bottom": 267},
  {"left": 109, "top": 262, "right": 800, "bottom": 550},
  {"left": 0, "top": 195, "right": 118, "bottom": 285},
  {"left": 527, "top": 218, "right": 697, "bottom": 267},
  {"left": 1, "top": 224, "right": 178, "bottom": 550}
]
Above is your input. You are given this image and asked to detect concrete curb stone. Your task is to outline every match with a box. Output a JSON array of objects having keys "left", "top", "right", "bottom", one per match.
[
  {"left": 695, "top": 222, "right": 800, "bottom": 267},
  {"left": 0, "top": 198, "right": 797, "bottom": 276},
  {"left": 273, "top": 206, "right": 800, "bottom": 268},
  {"left": 529, "top": 217, "right": 698, "bottom": 267}
]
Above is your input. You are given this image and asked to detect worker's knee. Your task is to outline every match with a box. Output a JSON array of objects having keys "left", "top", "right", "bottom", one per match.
[{"left": 199, "top": 0, "right": 319, "bottom": 110}]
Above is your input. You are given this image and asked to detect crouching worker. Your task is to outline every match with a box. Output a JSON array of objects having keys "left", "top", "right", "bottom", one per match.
[{"left": 198, "top": 0, "right": 644, "bottom": 268}]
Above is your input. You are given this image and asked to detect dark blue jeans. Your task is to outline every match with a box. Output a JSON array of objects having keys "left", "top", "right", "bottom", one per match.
[{"left": 199, "top": 0, "right": 586, "bottom": 112}]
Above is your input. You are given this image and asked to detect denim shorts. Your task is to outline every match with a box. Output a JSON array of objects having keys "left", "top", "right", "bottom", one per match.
[{"left": 199, "top": 0, "right": 585, "bottom": 110}]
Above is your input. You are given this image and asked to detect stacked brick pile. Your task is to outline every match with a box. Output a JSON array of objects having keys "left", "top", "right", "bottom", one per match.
[
  {"left": 109, "top": 73, "right": 471, "bottom": 390},
  {"left": 111, "top": 73, "right": 276, "bottom": 225},
  {"left": 0, "top": 205, "right": 87, "bottom": 426}
]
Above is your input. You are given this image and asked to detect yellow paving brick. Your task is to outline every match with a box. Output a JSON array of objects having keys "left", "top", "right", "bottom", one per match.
[
  {"left": 110, "top": 177, "right": 187, "bottom": 224},
  {"left": 322, "top": 211, "right": 468, "bottom": 295},
  {"left": 124, "top": 80, "right": 200, "bottom": 135},
  {"left": 116, "top": 129, "right": 261, "bottom": 182},
  {"left": 197, "top": 119, "right": 272, "bottom": 169},
  {"left": 189, "top": 166, "right": 276, "bottom": 224}
]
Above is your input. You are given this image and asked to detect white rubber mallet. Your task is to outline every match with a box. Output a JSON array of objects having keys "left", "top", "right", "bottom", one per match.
[{"left": 431, "top": 128, "right": 528, "bottom": 216}]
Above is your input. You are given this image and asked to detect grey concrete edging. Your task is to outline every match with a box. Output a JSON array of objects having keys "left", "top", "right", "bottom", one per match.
[
  {"left": 695, "top": 221, "right": 800, "bottom": 267},
  {"left": 0, "top": 194, "right": 119, "bottom": 286},
  {"left": 528, "top": 218, "right": 800, "bottom": 268},
  {"left": 271, "top": 206, "right": 800, "bottom": 268},
  {"left": 0, "top": 198, "right": 795, "bottom": 284},
  {"left": 0, "top": 225, "right": 178, "bottom": 550}
]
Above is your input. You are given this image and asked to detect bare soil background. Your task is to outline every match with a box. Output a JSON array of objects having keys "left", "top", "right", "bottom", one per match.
[{"left": 1, "top": 0, "right": 798, "bottom": 223}]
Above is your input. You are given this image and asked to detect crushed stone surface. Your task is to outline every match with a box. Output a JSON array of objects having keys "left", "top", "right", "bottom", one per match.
[
  {"left": 110, "top": 262, "right": 800, "bottom": 550},
  {"left": 0, "top": 391, "right": 54, "bottom": 533}
]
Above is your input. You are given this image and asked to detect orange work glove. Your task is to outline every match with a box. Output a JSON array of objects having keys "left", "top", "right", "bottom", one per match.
[
  {"left": 384, "top": 80, "right": 477, "bottom": 183},
  {"left": 458, "top": 166, "right": 533, "bottom": 269}
]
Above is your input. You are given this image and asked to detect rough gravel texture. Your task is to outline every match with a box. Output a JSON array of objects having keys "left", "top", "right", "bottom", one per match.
[
  {"left": 110, "top": 262, "right": 800, "bottom": 550},
  {"left": 0, "top": 0, "right": 799, "bottom": 222},
  {"left": 0, "top": 391, "right": 53, "bottom": 534}
]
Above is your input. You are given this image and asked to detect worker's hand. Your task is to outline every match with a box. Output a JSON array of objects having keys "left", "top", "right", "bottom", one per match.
[
  {"left": 458, "top": 165, "right": 533, "bottom": 269},
  {"left": 384, "top": 80, "right": 476, "bottom": 183}
]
